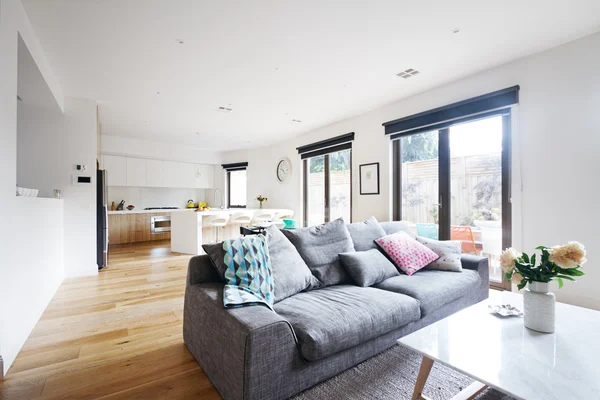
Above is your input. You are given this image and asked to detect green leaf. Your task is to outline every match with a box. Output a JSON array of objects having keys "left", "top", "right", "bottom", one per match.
[
  {"left": 517, "top": 281, "right": 527, "bottom": 290},
  {"left": 556, "top": 277, "right": 564, "bottom": 289},
  {"left": 530, "top": 254, "right": 536, "bottom": 268},
  {"left": 535, "top": 246, "right": 548, "bottom": 251},
  {"left": 557, "top": 275, "right": 575, "bottom": 281},
  {"left": 522, "top": 253, "right": 530, "bottom": 263}
]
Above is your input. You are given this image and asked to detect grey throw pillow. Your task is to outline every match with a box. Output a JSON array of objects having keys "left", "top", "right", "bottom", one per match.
[
  {"left": 416, "top": 236, "right": 463, "bottom": 272},
  {"left": 339, "top": 249, "right": 399, "bottom": 287},
  {"left": 379, "top": 221, "right": 416, "bottom": 238},
  {"left": 346, "top": 216, "right": 387, "bottom": 251},
  {"left": 202, "top": 242, "right": 227, "bottom": 278},
  {"left": 281, "top": 218, "right": 355, "bottom": 287},
  {"left": 265, "top": 226, "right": 319, "bottom": 302}
]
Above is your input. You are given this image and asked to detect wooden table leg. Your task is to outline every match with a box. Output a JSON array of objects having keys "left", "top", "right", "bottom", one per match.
[{"left": 411, "top": 356, "right": 434, "bottom": 400}]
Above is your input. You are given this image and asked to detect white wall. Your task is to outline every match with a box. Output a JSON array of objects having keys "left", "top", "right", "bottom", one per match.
[
  {"left": 0, "top": 0, "right": 67, "bottom": 375},
  {"left": 108, "top": 186, "right": 208, "bottom": 210},
  {"left": 224, "top": 32, "right": 600, "bottom": 310},
  {"left": 3, "top": 198, "right": 64, "bottom": 375},
  {"left": 101, "top": 134, "right": 225, "bottom": 165},
  {"left": 17, "top": 101, "right": 65, "bottom": 198},
  {"left": 62, "top": 97, "right": 98, "bottom": 277}
]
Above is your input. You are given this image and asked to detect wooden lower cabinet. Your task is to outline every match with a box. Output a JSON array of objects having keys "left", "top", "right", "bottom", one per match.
[{"left": 108, "top": 212, "right": 171, "bottom": 245}]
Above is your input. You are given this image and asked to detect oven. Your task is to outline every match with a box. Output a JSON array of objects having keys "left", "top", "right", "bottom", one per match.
[{"left": 150, "top": 215, "right": 171, "bottom": 234}]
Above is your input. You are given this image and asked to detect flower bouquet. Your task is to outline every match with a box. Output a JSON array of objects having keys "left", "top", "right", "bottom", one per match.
[
  {"left": 256, "top": 195, "right": 268, "bottom": 209},
  {"left": 500, "top": 242, "right": 586, "bottom": 333},
  {"left": 500, "top": 242, "right": 586, "bottom": 290}
]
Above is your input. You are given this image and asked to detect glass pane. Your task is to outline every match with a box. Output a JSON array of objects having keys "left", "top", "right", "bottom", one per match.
[
  {"left": 329, "top": 149, "right": 351, "bottom": 223},
  {"left": 229, "top": 170, "right": 247, "bottom": 206},
  {"left": 449, "top": 116, "right": 503, "bottom": 283},
  {"left": 400, "top": 131, "right": 439, "bottom": 238},
  {"left": 306, "top": 156, "right": 325, "bottom": 226}
]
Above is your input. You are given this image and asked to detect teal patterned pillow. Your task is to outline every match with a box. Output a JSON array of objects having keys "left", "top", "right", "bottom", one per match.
[{"left": 222, "top": 235, "right": 274, "bottom": 311}]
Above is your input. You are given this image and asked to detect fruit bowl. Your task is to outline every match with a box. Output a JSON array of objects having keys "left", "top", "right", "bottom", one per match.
[{"left": 127, "top": 205, "right": 135, "bottom": 211}]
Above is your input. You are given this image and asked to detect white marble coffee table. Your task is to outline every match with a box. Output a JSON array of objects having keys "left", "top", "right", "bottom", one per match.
[{"left": 397, "top": 290, "right": 600, "bottom": 400}]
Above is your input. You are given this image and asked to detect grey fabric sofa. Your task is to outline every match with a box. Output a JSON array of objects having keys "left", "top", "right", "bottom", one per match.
[{"left": 183, "top": 221, "right": 489, "bottom": 400}]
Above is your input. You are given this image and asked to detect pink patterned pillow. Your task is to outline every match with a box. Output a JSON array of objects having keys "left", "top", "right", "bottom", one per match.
[{"left": 375, "top": 232, "right": 439, "bottom": 276}]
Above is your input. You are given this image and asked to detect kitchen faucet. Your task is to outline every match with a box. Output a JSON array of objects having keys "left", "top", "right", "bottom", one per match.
[{"left": 213, "top": 188, "right": 224, "bottom": 210}]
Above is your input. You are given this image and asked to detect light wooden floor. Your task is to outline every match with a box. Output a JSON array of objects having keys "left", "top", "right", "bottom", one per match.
[{"left": 0, "top": 241, "right": 221, "bottom": 400}]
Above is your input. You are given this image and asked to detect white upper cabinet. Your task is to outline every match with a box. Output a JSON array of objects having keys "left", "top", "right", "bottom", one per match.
[
  {"left": 103, "top": 155, "right": 127, "bottom": 186},
  {"left": 146, "top": 159, "right": 164, "bottom": 187},
  {"left": 102, "top": 155, "right": 214, "bottom": 189},
  {"left": 126, "top": 158, "right": 147, "bottom": 187},
  {"left": 179, "top": 162, "right": 196, "bottom": 189},
  {"left": 195, "top": 164, "right": 214, "bottom": 188},
  {"left": 162, "top": 161, "right": 180, "bottom": 188}
]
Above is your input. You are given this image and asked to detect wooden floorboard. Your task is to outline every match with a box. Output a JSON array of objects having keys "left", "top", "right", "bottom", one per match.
[{"left": 0, "top": 240, "right": 221, "bottom": 400}]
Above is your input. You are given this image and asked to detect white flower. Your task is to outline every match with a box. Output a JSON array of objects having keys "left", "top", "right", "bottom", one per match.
[
  {"left": 549, "top": 241, "right": 587, "bottom": 268},
  {"left": 500, "top": 248, "right": 520, "bottom": 274}
]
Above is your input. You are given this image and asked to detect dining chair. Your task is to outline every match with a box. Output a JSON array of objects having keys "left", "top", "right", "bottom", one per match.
[
  {"left": 450, "top": 225, "right": 480, "bottom": 255},
  {"left": 416, "top": 223, "right": 439, "bottom": 240}
]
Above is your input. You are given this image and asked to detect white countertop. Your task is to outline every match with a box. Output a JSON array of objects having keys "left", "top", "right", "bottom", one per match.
[
  {"left": 109, "top": 208, "right": 289, "bottom": 216},
  {"left": 108, "top": 209, "right": 191, "bottom": 215}
]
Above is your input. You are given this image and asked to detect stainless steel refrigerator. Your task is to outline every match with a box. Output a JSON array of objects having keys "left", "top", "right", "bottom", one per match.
[{"left": 97, "top": 169, "right": 108, "bottom": 269}]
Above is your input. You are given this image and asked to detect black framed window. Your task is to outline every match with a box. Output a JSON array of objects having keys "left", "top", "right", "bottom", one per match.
[
  {"left": 385, "top": 86, "right": 518, "bottom": 290},
  {"left": 299, "top": 134, "right": 354, "bottom": 226},
  {"left": 222, "top": 162, "right": 248, "bottom": 208}
]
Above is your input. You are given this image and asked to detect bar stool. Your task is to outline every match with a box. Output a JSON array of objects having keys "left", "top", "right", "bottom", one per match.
[
  {"left": 252, "top": 210, "right": 275, "bottom": 227},
  {"left": 272, "top": 209, "right": 294, "bottom": 228},
  {"left": 231, "top": 210, "right": 254, "bottom": 227},
  {"left": 205, "top": 212, "right": 230, "bottom": 243}
]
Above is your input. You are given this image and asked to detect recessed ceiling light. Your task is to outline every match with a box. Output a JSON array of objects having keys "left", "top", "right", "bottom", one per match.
[
  {"left": 396, "top": 68, "right": 420, "bottom": 79},
  {"left": 175, "top": 39, "right": 184, "bottom": 44},
  {"left": 452, "top": 28, "right": 460, "bottom": 34},
  {"left": 292, "top": 119, "right": 302, "bottom": 123},
  {"left": 216, "top": 106, "right": 233, "bottom": 113}
]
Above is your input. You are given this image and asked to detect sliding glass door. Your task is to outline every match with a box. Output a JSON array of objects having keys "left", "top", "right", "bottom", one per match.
[
  {"left": 303, "top": 148, "right": 352, "bottom": 226},
  {"left": 394, "top": 113, "right": 512, "bottom": 289}
]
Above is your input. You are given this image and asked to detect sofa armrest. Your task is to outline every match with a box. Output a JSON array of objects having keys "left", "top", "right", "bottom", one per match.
[
  {"left": 187, "top": 255, "right": 222, "bottom": 285},
  {"left": 461, "top": 254, "right": 489, "bottom": 300},
  {"left": 183, "top": 283, "right": 297, "bottom": 400}
]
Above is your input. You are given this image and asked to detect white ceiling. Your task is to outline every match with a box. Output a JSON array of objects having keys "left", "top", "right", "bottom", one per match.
[{"left": 23, "top": 0, "right": 600, "bottom": 151}]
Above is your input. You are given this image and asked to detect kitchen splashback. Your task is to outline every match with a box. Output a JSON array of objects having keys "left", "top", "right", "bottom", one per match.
[{"left": 107, "top": 187, "right": 208, "bottom": 210}]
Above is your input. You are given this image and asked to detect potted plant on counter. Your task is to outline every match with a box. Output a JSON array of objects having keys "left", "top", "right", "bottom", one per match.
[
  {"left": 500, "top": 242, "right": 586, "bottom": 333},
  {"left": 256, "top": 195, "right": 268, "bottom": 209}
]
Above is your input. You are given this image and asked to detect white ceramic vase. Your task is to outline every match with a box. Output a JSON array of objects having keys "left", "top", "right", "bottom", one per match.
[{"left": 523, "top": 281, "right": 555, "bottom": 333}]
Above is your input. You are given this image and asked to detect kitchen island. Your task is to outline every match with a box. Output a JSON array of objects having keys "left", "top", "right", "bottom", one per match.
[{"left": 170, "top": 208, "right": 291, "bottom": 255}]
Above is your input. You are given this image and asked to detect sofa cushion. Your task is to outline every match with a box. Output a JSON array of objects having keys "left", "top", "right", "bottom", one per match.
[
  {"left": 346, "top": 216, "right": 387, "bottom": 251},
  {"left": 416, "top": 236, "right": 463, "bottom": 272},
  {"left": 281, "top": 218, "right": 355, "bottom": 287},
  {"left": 375, "top": 269, "right": 482, "bottom": 316},
  {"left": 379, "top": 221, "right": 415, "bottom": 238},
  {"left": 339, "top": 249, "right": 399, "bottom": 287},
  {"left": 375, "top": 231, "right": 439, "bottom": 276},
  {"left": 202, "top": 242, "right": 228, "bottom": 278},
  {"left": 274, "top": 285, "right": 420, "bottom": 361},
  {"left": 265, "top": 225, "right": 319, "bottom": 302}
]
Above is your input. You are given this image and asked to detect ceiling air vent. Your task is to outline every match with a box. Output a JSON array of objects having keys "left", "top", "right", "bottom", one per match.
[
  {"left": 396, "top": 68, "right": 420, "bottom": 79},
  {"left": 291, "top": 119, "right": 302, "bottom": 123},
  {"left": 216, "top": 106, "right": 233, "bottom": 113}
]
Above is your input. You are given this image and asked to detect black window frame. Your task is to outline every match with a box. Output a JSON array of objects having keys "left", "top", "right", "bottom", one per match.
[
  {"left": 222, "top": 162, "right": 248, "bottom": 209},
  {"left": 300, "top": 139, "right": 353, "bottom": 227},
  {"left": 387, "top": 87, "right": 518, "bottom": 291}
]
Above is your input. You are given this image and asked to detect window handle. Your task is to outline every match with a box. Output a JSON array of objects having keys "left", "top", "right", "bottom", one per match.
[{"left": 433, "top": 195, "right": 443, "bottom": 209}]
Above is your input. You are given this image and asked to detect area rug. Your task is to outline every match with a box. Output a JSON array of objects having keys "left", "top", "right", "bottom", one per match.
[{"left": 292, "top": 345, "right": 515, "bottom": 400}]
